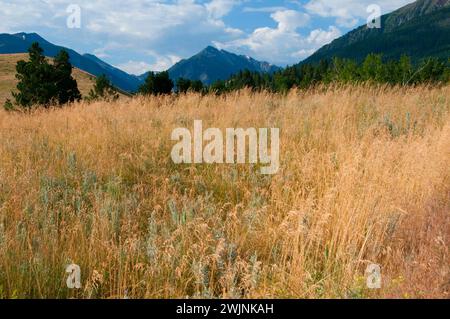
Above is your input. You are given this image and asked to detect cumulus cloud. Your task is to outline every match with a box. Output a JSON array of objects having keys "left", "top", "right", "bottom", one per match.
[
  {"left": 242, "top": 6, "right": 287, "bottom": 13},
  {"left": 0, "top": 0, "right": 57, "bottom": 31},
  {"left": 206, "top": 0, "right": 241, "bottom": 19},
  {"left": 0, "top": 0, "right": 243, "bottom": 71},
  {"left": 304, "top": 0, "right": 415, "bottom": 27},
  {"left": 215, "top": 10, "right": 340, "bottom": 65},
  {"left": 307, "top": 26, "right": 341, "bottom": 46},
  {"left": 116, "top": 61, "right": 154, "bottom": 75},
  {"left": 272, "top": 10, "right": 310, "bottom": 32},
  {"left": 117, "top": 54, "right": 181, "bottom": 75},
  {"left": 0, "top": 0, "right": 416, "bottom": 71},
  {"left": 146, "top": 52, "right": 182, "bottom": 72}
]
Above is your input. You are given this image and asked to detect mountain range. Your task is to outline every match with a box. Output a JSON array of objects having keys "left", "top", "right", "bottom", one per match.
[
  {"left": 0, "top": 33, "right": 279, "bottom": 92},
  {"left": 0, "top": 0, "right": 448, "bottom": 93},
  {"left": 302, "top": 0, "right": 450, "bottom": 64},
  {"left": 166, "top": 46, "right": 280, "bottom": 85},
  {"left": 0, "top": 32, "right": 140, "bottom": 92}
]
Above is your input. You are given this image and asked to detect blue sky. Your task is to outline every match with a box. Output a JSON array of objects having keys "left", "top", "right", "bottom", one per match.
[{"left": 0, "top": 0, "right": 415, "bottom": 75}]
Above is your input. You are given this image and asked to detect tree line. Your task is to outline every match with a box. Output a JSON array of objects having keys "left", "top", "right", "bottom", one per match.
[
  {"left": 136, "top": 54, "right": 450, "bottom": 96},
  {"left": 5, "top": 43, "right": 450, "bottom": 110},
  {"left": 208, "top": 54, "right": 450, "bottom": 94},
  {"left": 136, "top": 72, "right": 204, "bottom": 95}
]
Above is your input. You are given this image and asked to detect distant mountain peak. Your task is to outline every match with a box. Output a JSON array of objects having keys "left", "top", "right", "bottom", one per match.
[
  {"left": 168, "top": 46, "right": 281, "bottom": 84},
  {"left": 203, "top": 45, "right": 220, "bottom": 52},
  {"left": 0, "top": 32, "right": 281, "bottom": 90},
  {"left": 13, "top": 32, "right": 46, "bottom": 43},
  {"left": 198, "top": 45, "right": 222, "bottom": 57}
]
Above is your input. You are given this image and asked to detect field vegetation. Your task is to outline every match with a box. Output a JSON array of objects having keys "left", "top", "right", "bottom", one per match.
[{"left": 0, "top": 85, "right": 448, "bottom": 298}]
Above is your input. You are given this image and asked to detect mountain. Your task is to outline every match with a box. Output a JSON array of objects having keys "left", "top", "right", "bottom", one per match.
[
  {"left": 165, "top": 46, "right": 281, "bottom": 84},
  {"left": 0, "top": 32, "right": 142, "bottom": 92},
  {"left": 302, "top": 0, "right": 450, "bottom": 64},
  {"left": 0, "top": 33, "right": 281, "bottom": 91}
]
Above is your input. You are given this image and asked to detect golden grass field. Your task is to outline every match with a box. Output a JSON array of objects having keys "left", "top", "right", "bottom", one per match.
[
  {"left": 0, "top": 85, "right": 448, "bottom": 299},
  {"left": 0, "top": 54, "right": 95, "bottom": 106}
]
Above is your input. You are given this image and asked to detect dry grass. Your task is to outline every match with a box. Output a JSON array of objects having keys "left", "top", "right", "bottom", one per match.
[
  {"left": 0, "top": 85, "right": 448, "bottom": 299},
  {"left": 0, "top": 53, "right": 95, "bottom": 106}
]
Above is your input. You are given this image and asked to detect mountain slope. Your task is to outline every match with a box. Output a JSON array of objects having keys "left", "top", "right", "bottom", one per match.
[
  {"left": 0, "top": 33, "right": 142, "bottom": 92},
  {"left": 166, "top": 46, "right": 281, "bottom": 84},
  {"left": 302, "top": 0, "right": 450, "bottom": 64}
]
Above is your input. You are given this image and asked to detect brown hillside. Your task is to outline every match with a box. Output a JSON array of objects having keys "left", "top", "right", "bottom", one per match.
[{"left": 0, "top": 53, "right": 95, "bottom": 106}]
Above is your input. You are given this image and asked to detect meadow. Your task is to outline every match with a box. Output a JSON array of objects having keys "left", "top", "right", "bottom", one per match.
[{"left": 0, "top": 84, "right": 448, "bottom": 298}]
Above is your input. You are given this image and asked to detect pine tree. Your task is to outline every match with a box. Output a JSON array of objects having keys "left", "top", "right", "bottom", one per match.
[
  {"left": 176, "top": 78, "right": 191, "bottom": 94},
  {"left": 190, "top": 80, "right": 204, "bottom": 93},
  {"left": 53, "top": 50, "right": 81, "bottom": 104},
  {"left": 87, "top": 74, "right": 119, "bottom": 102},
  {"left": 12, "top": 42, "right": 56, "bottom": 107},
  {"left": 7, "top": 42, "right": 81, "bottom": 109},
  {"left": 398, "top": 55, "right": 413, "bottom": 84},
  {"left": 361, "top": 54, "right": 385, "bottom": 82},
  {"left": 206, "top": 53, "right": 449, "bottom": 94},
  {"left": 139, "top": 71, "right": 174, "bottom": 95}
]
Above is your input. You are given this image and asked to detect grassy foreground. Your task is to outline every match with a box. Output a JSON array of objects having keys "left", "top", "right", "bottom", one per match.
[{"left": 0, "top": 85, "right": 448, "bottom": 299}]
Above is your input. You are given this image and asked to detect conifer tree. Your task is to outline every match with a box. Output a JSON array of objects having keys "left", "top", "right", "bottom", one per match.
[
  {"left": 87, "top": 74, "right": 119, "bottom": 102},
  {"left": 139, "top": 71, "right": 174, "bottom": 95},
  {"left": 53, "top": 50, "right": 81, "bottom": 104},
  {"left": 7, "top": 42, "right": 81, "bottom": 109}
]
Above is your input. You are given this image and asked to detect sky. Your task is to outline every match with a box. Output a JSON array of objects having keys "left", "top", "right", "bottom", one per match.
[{"left": 0, "top": 0, "right": 416, "bottom": 75}]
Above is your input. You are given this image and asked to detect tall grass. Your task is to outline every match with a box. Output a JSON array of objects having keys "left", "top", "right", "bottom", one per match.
[{"left": 0, "top": 85, "right": 448, "bottom": 298}]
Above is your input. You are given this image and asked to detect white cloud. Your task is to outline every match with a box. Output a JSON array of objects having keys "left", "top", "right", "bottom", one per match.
[
  {"left": 0, "top": 0, "right": 243, "bottom": 71},
  {"left": 0, "top": 0, "right": 417, "bottom": 70},
  {"left": 116, "top": 61, "right": 153, "bottom": 75},
  {"left": 272, "top": 10, "right": 310, "bottom": 32},
  {"left": 304, "top": 0, "right": 415, "bottom": 27},
  {"left": 291, "top": 48, "right": 316, "bottom": 60},
  {"left": 307, "top": 26, "right": 341, "bottom": 46},
  {"left": 243, "top": 6, "right": 287, "bottom": 13},
  {"left": 148, "top": 53, "right": 182, "bottom": 72},
  {"left": 215, "top": 10, "right": 340, "bottom": 65},
  {"left": 0, "top": 0, "right": 57, "bottom": 31},
  {"left": 206, "top": 0, "right": 241, "bottom": 19}
]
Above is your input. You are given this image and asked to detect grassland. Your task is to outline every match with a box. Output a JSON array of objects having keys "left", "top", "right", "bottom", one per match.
[
  {"left": 0, "top": 54, "right": 95, "bottom": 106},
  {"left": 0, "top": 85, "right": 448, "bottom": 299}
]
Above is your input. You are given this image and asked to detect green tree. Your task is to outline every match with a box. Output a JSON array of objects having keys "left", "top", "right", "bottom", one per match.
[
  {"left": 415, "top": 58, "right": 447, "bottom": 83},
  {"left": 87, "top": 74, "right": 119, "bottom": 102},
  {"left": 7, "top": 42, "right": 81, "bottom": 109},
  {"left": 176, "top": 78, "right": 204, "bottom": 94},
  {"left": 443, "top": 58, "right": 450, "bottom": 83},
  {"left": 209, "top": 80, "right": 226, "bottom": 95},
  {"left": 361, "top": 54, "right": 386, "bottom": 82},
  {"left": 206, "top": 53, "right": 449, "bottom": 94},
  {"left": 53, "top": 50, "right": 81, "bottom": 104},
  {"left": 190, "top": 80, "right": 204, "bottom": 93},
  {"left": 397, "top": 55, "right": 413, "bottom": 84},
  {"left": 176, "top": 78, "right": 192, "bottom": 94},
  {"left": 139, "top": 71, "right": 174, "bottom": 95},
  {"left": 331, "top": 58, "right": 359, "bottom": 83},
  {"left": 12, "top": 42, "right": 56, "bottom": 108}
]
